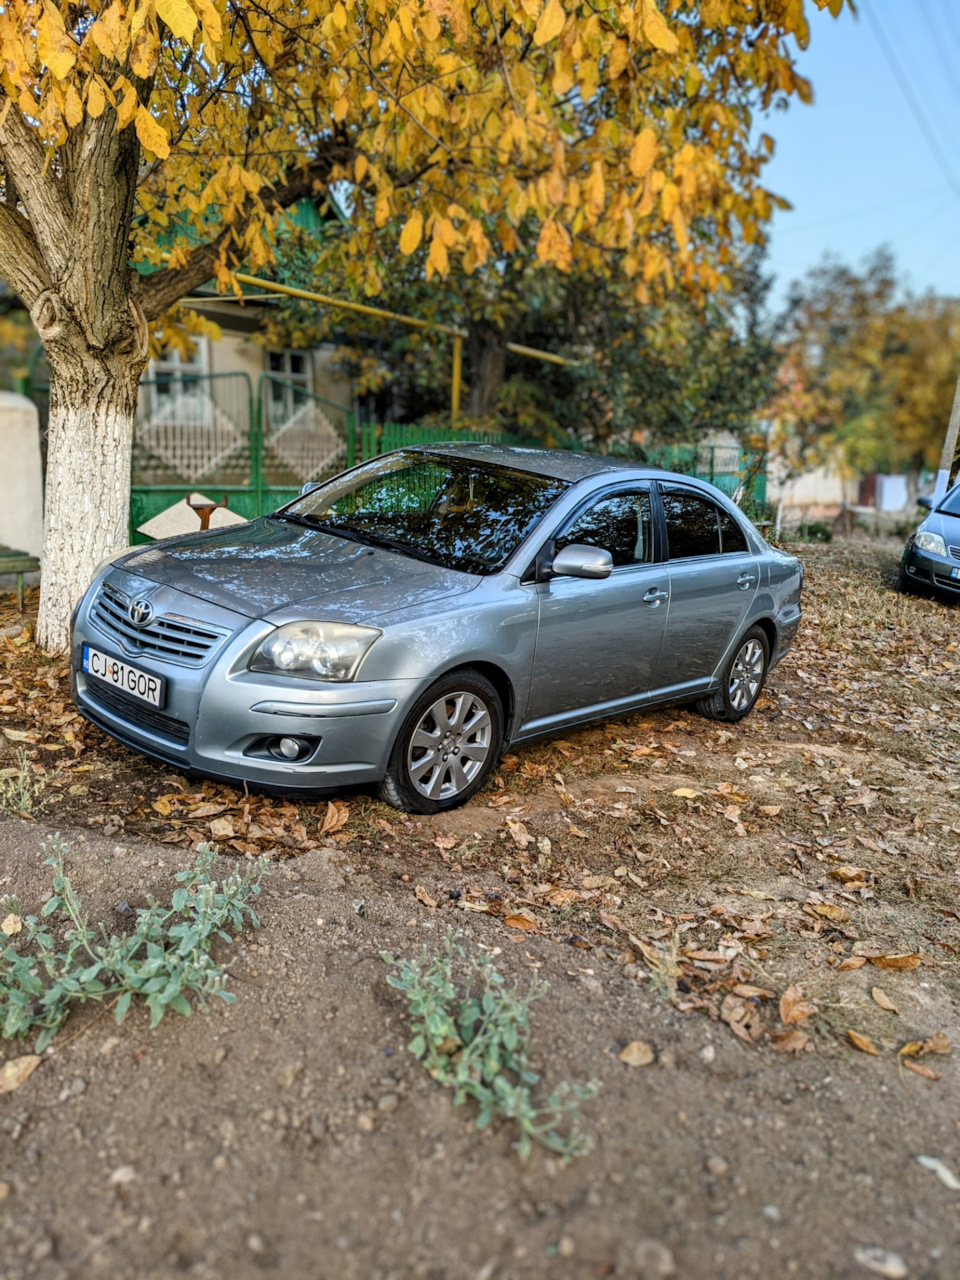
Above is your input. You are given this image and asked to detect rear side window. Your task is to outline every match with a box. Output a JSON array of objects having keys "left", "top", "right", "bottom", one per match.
[
  {"left": 661, "top": 487, "right": 721, "bottom": 559},
  {"left": 719, "top": 508, "right": 749, "bottom": 554}
]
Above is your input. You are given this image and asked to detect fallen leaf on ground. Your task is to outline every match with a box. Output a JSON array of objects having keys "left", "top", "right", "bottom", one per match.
[
  {"left": 733, "top": 984, "right": 776, "bottom": 1000},
  {"left": 433, "top": 835, "right": 457, "bottom": 851},
  {"left": 152, "top": 797, "right": 172, "bottom": 816},
  {"left": 506, "top": 818, "right": 534, "bottom": 849},
  {"left": 671, "top": 787, "right": 700, "bottom": 799},
  {"left": 568, "top": 825, "right": 589, "bottom": 839},
  {"left": 2, "top": 727, "right": 37, "bottom": 742},
  {"left": 870, "top": 954, "right": 921, "bottom": 971},
  {"left": 903, "top": 1059, "right": 940, "bottom": 1081},
  {"left": 758, "top": 804, "right": 782, "bottom": 816},
  {"left": 846, "top": 1029, "right": 880, "bottom": 1055},
  {"left": 0, "top": 1055, "right": 41, "bottom": 1093},
  {"left": 1, "top": 912, "right": 21, "bottom": 936},
  {"left": 619, "top": 1040, "right": 655, "bottom": 1067},
  {"left": 414, "top": 885, "right": 437, "bottom": 909},
  {"left": 804, "top": 902, "right": 850, "bottom": 923},
  {"left": 504, "top": 913, "right": 537, "bottom": 931},
  {"left": 871, "top": 987, "right": 898, "bottom": 1013},
  {"left": 922, "top": 1032, "right": 950, "bottom": 1055},
  {"left": 209, "top": 817, "right": 233, "bottom": 839},
  {"left": 779, "top": 984, "right": 816, "bottom": 1026},
  {"left": 915, "top": 1155, "right": 960, "bottom": 1190},
  {"left": 319, "top": 800, "right": 350, "bottom": 836},
  {"left": 770, "top": 1029, "right": 810, "bottom": 1054},
  {"left": 837, "top": 956, "right": 867, "bottom": 971}
]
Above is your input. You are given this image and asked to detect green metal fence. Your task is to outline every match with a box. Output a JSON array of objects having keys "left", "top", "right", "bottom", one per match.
[{"left": 23, "top": 364, "right": 767, "bottom": 539}]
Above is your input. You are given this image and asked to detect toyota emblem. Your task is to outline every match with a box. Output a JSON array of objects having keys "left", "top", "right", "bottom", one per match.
[{"left": 128, "top": 597, "right": 155, "bottom": 628}]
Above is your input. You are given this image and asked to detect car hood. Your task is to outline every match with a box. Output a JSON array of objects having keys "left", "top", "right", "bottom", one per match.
[{"left": 113, "top": 518, "right": 481, "bottom": 622}]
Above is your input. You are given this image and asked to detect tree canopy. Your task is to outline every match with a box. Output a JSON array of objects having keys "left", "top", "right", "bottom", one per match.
[{"left": 768, "top": 250, "right": 960, "bottom": 487}]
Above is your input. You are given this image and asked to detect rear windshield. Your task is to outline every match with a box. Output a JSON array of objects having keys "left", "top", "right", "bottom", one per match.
[{"left": 277, "top": 451, "right": 569, "bottom": 575}]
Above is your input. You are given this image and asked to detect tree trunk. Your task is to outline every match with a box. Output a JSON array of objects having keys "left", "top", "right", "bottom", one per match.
[
  {"left": 467, "top": 322, "right": 507, "bottom": 419},
  {"left": 35, "top": 312, "right": 147, "bottom": 653}
]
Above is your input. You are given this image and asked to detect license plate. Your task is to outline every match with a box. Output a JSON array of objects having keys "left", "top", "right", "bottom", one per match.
[
  {"left": 952, "top": 567, "right": 960, "bottom": 581},
  {"left": 82, "top": 645, "right": 166, "bottom": 709}
]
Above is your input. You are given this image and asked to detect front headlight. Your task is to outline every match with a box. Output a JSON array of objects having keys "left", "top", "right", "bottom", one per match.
[
  {"left": 249, "top": 621, "right": 381, "bottom": 682},
  {"left": 915, "top": 531, "right": 947, "bottom": 556}
]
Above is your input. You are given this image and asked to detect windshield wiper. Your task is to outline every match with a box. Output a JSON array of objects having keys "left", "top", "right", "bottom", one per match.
[{"left": 270, "top": 511, "right": 324, "bottom": 529}]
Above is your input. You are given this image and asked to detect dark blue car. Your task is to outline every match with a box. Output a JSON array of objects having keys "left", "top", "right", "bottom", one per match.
[{"left": 899, "top": 483, "right": 960, "bottom": 600}]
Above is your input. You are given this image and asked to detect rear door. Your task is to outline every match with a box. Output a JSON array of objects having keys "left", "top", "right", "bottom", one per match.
[
  {"left": 654, "top": 484, "right": 759, "bottom": 697},
  {"left": 520, "top": 484, "right": 670, "bottom": 733}
]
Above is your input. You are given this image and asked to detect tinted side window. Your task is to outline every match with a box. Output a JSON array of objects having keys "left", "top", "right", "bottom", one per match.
[
  {"left": 719, "top": 508, "right": 748, "bottom": 554},
  {"left": 662, "top": 488, "right": 721, "bottom": 559},
  {"left": 556, "top": 490, "right": 653, "bottom": 567}
]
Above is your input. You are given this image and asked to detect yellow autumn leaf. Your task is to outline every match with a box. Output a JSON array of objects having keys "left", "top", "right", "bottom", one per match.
[
  {"left": 534, "top": 0, "right": 566, "bottom": 47},
  {"left": 629, "top": 127, "right": 657, "bottom": 179},
  {"left": 86, "top": 78, "right": 106, "bottom": 119},
  {"left": 114, "top": 78, "right": 138, "bottom": 130},
  {"left": 135, "top": 105, "right": 170, "bottom": 158},
  {"left": 641, "top": 0, "right": 679, "bottom": 53},
  {"left": 399, "top": 210, "right": 423, "bottom": 255},
  {"left": 0, "top": 1055, "right": 41, "bottom": 1093},
  {"left": 63, "top": 83, "right": 83, "bottom": 127},
  {"left": 156, "top": 0, "right": 198, "bottom": 42},
  {"left": 36, "top": 5, "right": 77, "bottom": 79}
]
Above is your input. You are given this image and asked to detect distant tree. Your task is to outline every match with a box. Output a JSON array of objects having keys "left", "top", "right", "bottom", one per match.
[{"left": 768, "top": 250, "right": 960, "bottom": 501}]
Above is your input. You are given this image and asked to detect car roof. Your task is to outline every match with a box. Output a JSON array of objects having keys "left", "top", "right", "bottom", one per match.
[{"left": 412, "top": 441, "right": 658, "bottom": 482}]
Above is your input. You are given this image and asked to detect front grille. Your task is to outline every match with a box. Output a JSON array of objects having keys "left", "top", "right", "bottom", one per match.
[
  {"left": 90, "top": 581, "right": 226, "bottom": 666},
  {"left": 933, "top": 573, "right": 960, "bottom": 592},
  {"left": 949, "top": 546, "right": 960, "bottom": 561},
  {"left": 85, "top": 680, "right": 191, "bottom": 745}
]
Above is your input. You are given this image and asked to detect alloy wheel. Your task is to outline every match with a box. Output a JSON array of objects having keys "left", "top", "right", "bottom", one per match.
[
  {"left": 728, "top": 638, "right": 765, "bottom": 711},
  {"left": 407, "top": 691, "right": 493, "bottom": 801}
]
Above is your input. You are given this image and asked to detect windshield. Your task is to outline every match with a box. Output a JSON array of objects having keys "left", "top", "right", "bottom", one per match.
[
  {"left": 276, "top": 451, "right": 569, "bottom": 575},
  {"left": 938, "top": 485, "right": 960, "bottom": 517}
]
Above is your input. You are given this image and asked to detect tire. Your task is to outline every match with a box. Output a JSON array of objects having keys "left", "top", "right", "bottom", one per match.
[
  {"left": 895, "top": 567, "right": 916, "bottom": 595},
  {"left": 694, "top": 625, "right": 770, "bottom": 723},
  {"left": 378, "top": 669, "right": 503, "bottom": 814}
]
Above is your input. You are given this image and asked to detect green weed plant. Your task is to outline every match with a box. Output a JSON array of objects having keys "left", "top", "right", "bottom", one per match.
[
  {"left": 0, "top": 837, "right": 266, "bottom": 1051},
  {"left": 383, "top": 931, "right": 600, "bottom": 1160}
]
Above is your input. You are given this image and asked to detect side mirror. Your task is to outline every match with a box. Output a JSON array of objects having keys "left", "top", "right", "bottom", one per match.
[
  {"left": 551, "top": 543, "right": 613, "bottom": 580},
  {"left": 917, "top": 495, "right": 933, "bottom": 510},
  {"left": 299, "top": 481, "right": 322, "bottom": 498}
]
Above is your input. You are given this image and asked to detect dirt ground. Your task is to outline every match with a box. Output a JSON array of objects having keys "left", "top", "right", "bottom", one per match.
[{"left": 0, "top": 537, "right": 958, "bottom": 1280}]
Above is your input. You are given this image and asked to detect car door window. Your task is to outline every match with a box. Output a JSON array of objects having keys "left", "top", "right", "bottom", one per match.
[
  {"left": 555, "top": 490, "right": 654, "bottom": 567},
  {"left": 661, "top": 487, "right": 721, "bottom": 560},
  {"left": 718, "top": 508, "right": 749, "bottom": 554}
]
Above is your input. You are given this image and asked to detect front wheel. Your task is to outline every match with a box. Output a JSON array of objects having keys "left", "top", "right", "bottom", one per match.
[
  {"left": 379, "top": 670, "right": 503, "bottom": 814},
  {"left": 694, "top": 626, "right": 770, "bottom": 723}
]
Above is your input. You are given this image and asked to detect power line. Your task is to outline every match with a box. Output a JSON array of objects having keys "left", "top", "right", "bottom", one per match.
[
  {"left": 774, "top": 185, "right": 949, "bottom": 236},
  {"left": 864, "top": 1, "right": 960, "bottom": 199},
  {"left": 917, "top": 0, "right": 960, "bottom": 108}
]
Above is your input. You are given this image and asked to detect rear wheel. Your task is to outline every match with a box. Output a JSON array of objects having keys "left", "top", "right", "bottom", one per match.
[
  {"left": 379, "top": 670, "right": 503, "bottom": 814},
  {"left": 695, "top": 626, "right": 770, "bottom": 723}
]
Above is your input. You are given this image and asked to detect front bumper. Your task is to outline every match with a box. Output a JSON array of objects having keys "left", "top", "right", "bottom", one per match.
[
  {"left": 71, "top": 574, "right": 419, "bottom": 794},
  {"left": 902, "top": 545, "right": 960, "bottom": 597}
]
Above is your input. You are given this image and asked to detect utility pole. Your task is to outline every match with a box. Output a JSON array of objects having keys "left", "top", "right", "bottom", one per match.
[{"left": 934, "top": 374, "right": 960, "bottom": 502}]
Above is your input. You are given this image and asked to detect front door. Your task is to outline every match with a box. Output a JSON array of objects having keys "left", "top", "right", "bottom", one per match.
[
  {"left": 521, "top": 485, "right": 670, "bottom": 733},
  {"left": 655, "top": 483, "right": 759, "bottom": 697}
]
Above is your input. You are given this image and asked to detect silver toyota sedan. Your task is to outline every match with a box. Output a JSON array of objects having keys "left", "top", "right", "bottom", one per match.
[{"left": 71, "top": 445, "right": 803, "bottom": 813}]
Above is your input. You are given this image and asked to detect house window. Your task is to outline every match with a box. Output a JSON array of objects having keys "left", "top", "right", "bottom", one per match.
[
  {"left": 149, "top": 339, "right": 209, "bottom": 409},
  {"left": 267, "top": 350, "right": 311, "bottom": 424}
]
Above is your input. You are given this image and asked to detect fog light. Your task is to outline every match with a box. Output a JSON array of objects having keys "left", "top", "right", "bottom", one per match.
[
  {"left": 908, "top": 565, "right": 917, "bottom": 575},
  {"left": 278, "top": 736, "right": 302, "bottom": 759}
]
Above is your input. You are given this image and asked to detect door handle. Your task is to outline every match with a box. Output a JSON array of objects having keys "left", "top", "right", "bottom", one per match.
[
  {"left": 737, "top": 573, "right": 757, "bottom": 590},
  {"left": 643, "top": 587, "right": 668, "bottom": 606}
]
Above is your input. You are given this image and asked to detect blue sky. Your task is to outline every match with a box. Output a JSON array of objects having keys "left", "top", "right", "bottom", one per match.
[{"left": 760, "top": 0, "right": 960, "bottom": 306}]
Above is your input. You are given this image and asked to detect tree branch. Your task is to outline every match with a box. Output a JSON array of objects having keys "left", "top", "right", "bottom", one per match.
[
  {"left": 137, "top": 149, "right": 351, "bottom": 321},
  {"left": 0, "top": 199, "right": 51, "bottom": 307},
  {"left": 0, "top": 104, "right": 73, "bottom": 281}
]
